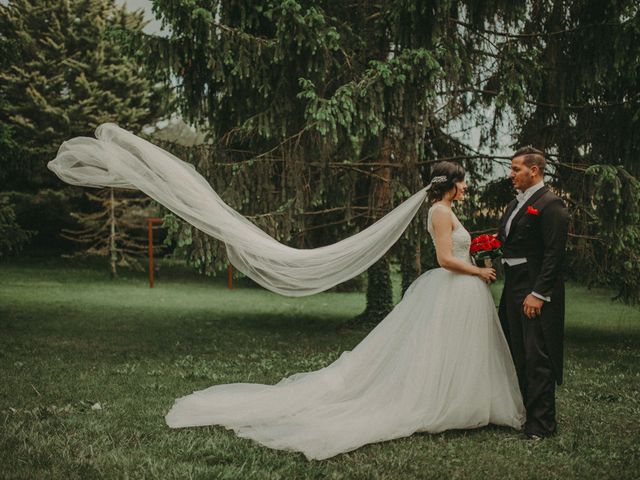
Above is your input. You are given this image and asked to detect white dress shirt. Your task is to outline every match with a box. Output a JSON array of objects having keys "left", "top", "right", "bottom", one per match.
[{"left": 502, "top": 181, "right": 551, "bottom": 302}]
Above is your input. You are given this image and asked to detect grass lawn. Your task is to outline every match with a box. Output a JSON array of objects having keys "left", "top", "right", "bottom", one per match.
[{"left": 1, "top": 257, "right": 639, "bottom": 479}]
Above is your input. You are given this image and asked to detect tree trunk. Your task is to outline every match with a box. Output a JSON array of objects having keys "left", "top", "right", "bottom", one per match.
[
  {"left": 354, "top": 136, "right": 395, "bottom": 325},
  {"left": 400, "top": 238, "right": 421, "bottom": 296},
  {"left": 109, "top": 188, "right": 117, "bottom": 279},
  {"left": 364, "top": 255, "right": 393, "bottom": 322}
]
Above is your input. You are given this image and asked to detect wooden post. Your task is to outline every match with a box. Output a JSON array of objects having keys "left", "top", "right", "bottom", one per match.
[
  {"left": 227, "top": 264, "right": 233, "bottom": 290},
  {"left": 148, "top": 219, "right": 154, "bottom": 288},
  {"left": 109, "top": 188, "right": 117, "bottom": 278},
  {"left": 147, "top": 217, "right": 163, "bottom": 288}
]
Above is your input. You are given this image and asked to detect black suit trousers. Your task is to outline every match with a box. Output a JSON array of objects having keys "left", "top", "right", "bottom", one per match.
[{"left": 501, "top": 262, "right": 557, "bottom": 436}]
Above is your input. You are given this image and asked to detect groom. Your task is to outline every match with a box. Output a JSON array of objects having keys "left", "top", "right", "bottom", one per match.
[{"left": 497, "top": 146, "right": 569, "bottom": 440}]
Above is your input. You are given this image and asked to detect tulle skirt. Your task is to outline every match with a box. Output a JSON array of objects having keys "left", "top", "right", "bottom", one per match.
[{"left": 165, "top": 268, "right": 525, "bottom": 460}]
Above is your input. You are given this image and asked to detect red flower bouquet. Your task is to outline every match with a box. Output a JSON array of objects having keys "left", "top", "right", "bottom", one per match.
[{"left": 470, "top": 234, "right": 503, "bottom": 267}]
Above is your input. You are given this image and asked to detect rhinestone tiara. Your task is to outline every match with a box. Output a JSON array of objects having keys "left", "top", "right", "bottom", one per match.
[{"left": 430, "top": 175, "right": 447, "bottom": 184}]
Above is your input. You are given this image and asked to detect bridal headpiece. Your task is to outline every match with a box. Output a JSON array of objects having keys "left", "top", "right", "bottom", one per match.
[{"left": 426, "top": 175, "right": 448, "bottom": 190}]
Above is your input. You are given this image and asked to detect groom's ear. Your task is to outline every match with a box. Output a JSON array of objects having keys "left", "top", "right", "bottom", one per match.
[{"left": 530, "top": 164, "right": 541, "bottom": 178}]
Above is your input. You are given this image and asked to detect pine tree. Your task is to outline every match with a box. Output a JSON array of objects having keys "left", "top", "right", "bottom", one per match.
[
  {"left": 149, "top": 1, "right": 640, "bottom": 306},
  {"left": 62, "top": 188, "right": 158, "bottom": 277},
  {"left": 0, "top": 0, "right": 170, "bottom": 190},
  {"left": 150, "top": 1, "right": 511, "bottom": 321},
  {"left": 462, "top": 0, "right": 640, "bottom": 302}
]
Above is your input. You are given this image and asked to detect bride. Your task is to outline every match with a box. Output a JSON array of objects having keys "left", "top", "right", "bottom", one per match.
[{"left": 164, "top": 161, "right": 525, "bottom": 459}]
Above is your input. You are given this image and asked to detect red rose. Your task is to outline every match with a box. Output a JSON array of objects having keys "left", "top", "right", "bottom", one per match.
[
  {"left": 470, "top": 234, "right": 502, "bottom": 254},
  {"left": 527, "top": 205, "right": 540, "bottom": 215}
]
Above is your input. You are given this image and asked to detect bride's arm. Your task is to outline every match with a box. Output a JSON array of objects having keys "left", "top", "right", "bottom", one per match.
[{"left": 430, "top": 207, "right": 495, "bottom": 282}]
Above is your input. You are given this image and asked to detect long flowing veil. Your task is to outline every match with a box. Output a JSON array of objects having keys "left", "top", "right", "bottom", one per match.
[{"left": 48, "top": 123, "right": 429, "bottom": 296}]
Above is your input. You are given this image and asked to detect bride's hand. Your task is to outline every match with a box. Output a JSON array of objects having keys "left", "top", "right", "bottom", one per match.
[{"left": 475, "top": 267, "right": 496, "bottom": 284}]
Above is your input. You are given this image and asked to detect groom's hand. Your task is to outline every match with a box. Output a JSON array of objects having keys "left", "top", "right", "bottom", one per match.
[{"left": 523, "top": 294, "right": 544, "bottom": 318}]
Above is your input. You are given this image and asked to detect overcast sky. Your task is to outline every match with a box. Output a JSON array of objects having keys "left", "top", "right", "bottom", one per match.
[{"left": 120, "top": 0, "right": 164, "bottom": 34}]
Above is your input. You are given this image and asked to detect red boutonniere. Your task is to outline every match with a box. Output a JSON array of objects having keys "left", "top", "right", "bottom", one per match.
[{"left": 527, "top": 205, "right": 540, "bottom": 216}]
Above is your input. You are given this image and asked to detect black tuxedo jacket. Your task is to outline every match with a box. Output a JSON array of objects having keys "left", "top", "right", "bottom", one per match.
[
  {"left": 497, "top": 185, "right": 570, "bottom": 384},
  {"left": 497, "top": 186, "right": 569, "bottom": 299}
]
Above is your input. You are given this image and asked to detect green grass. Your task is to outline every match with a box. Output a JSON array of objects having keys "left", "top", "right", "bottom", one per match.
[{"left": 1, "top": 257, "right": 639, "bottom": 479}]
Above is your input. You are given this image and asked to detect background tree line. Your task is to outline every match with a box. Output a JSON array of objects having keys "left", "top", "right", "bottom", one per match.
[
  {"left": 1, "top": 0, "right": 638, "bottom": 316},
  {"left": 0, "top": 0, "right": 171, "bottom": 271}
]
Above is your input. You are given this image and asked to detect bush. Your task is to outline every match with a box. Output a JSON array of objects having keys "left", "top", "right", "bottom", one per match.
[
  {"left": 0, "top": 196, "right": 34, "bottom": 256},
  {"left": 2, "top": 189, "right": 86, "bottom": 253}
]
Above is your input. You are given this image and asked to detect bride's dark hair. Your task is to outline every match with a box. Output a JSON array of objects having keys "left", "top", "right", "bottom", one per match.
[{"left": 427, "top": 161, "right": 466, "bottom": 203}]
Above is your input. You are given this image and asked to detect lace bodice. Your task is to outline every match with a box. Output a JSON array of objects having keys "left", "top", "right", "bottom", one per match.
[{"left": 427, "top": 204, "right": 472, "bottom": 263}]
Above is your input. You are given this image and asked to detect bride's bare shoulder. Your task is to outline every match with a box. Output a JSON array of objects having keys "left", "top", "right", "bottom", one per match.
[
  {"left": 428, "top": 203, "right": 454, "bottom": 229},
  {"left": 428, "top": 202, "right": 451, "bottom": 212},
  {"left": 428, "top": 202, "right": 453, "bottom": 217}
]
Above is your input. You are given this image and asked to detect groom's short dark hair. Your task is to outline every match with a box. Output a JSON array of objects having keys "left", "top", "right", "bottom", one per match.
[{"left": 512, "top": 146, "right": 546, "bottom": 172}]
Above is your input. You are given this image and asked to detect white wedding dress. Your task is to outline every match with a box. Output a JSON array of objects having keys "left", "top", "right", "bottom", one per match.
[{"left": 165, "top": 204, "right": 525, "bottom": 460}]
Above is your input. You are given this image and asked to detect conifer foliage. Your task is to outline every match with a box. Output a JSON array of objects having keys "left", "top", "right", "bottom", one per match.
[
  {"left": 0, "top": 0, "right": 168, "bottom": 189},
  {"left": 62, "top": 188, "right": 158, "bottom": 278},
  {"left": 149, "top": 1, "right": 640, "bottom": 305},
  {"left": 0, "top": 196, "right": 34, "bottom": 256},
  {"left": 150, "top": 1, "right": 500, "bottom": 321}
]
